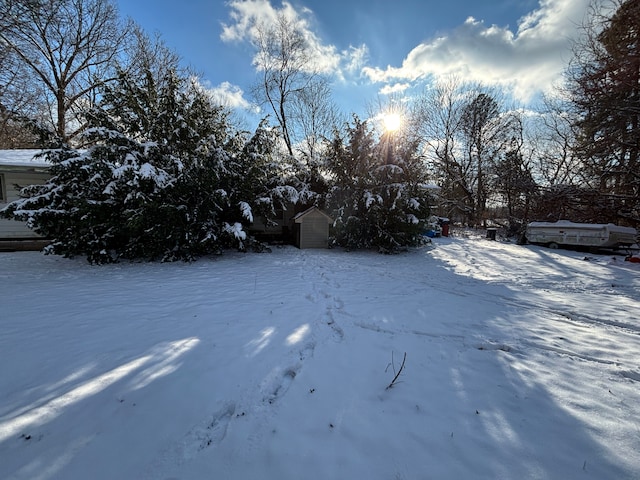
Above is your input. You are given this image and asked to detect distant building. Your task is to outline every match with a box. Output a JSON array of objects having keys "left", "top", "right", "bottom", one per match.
[{"left": 292, "top": 206, "right": 333, "bottom": 249}]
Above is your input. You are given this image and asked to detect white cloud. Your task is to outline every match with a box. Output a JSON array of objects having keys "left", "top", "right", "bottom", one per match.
[
  {"left": 200, "top": 80, "right": 254, "bottom": 111},
  {"left": 379, "top": 83, "right": 411, "bottom": 95},
  {"left": 361, "top": 0, "right": 591, "bottom": 103},
  {"left": 221, "top": 0, "right": 364, "bottom": 81},
  {"left": 221, "top": 0, "right": 337, "bottom": 73},
  {"left": 342, "top": 44, "right": 369, "bottom": 75},
  {"left": 220, "top": 0, "right": 279, "bottom": 43}
]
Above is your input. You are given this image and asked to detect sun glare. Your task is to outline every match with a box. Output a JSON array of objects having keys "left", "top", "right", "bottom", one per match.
[{"left": 382, "top": 113, "right": 401, "bottom": 132}]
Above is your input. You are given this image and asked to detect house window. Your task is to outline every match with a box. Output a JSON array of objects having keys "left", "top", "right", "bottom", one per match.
[{"left": 0, "top": 173, "right": 5, "bottom": 203}]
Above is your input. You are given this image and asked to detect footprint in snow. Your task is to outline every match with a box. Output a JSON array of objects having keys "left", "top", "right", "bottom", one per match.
[
  {"left": 175, "top": 403, "right": 236, "bottom": 460},
  {"left": 263, "top": 366, "right": 299, "bottom": 405},
  {"left": 325, "top": 309, "right": 345, "bottom": 342},
  {"left": 144, "top": 402, "right": 236, "bottom": 479},
  {"left": 299, "top": 342, "right": 316, "bottom": 361},
  {"left": 196, "top": 403, "right": 236, "bottom": 452}
]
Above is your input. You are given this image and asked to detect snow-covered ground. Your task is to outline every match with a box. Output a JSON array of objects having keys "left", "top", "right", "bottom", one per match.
[{"left": 1, "top": 234, "right": 639, "bottom": 479}]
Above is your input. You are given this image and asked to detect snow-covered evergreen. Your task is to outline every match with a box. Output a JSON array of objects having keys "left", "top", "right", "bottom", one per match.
[
  {"left": 325, "top": 116, "right": 433, "bottom": 251},
  {"left": 1, "top": 69, "right": 301, "bottom": 262},
  {"left": 2, "top": 75, "right": 437, "bottom": 260}
]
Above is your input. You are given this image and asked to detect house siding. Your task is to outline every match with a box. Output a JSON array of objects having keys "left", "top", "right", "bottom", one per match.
[{"left": 0, "top": 169, "right": 50, "bottom": 239}]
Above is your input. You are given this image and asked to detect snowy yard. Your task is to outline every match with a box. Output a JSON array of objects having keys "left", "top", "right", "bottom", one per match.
[{"left": 1, "top": 235, "right": 639, "bottom": 479}]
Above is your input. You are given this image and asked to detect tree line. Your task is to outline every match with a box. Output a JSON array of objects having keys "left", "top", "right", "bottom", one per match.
[{"left": 0, "top": 0, "right": 637, "bottom": 261}]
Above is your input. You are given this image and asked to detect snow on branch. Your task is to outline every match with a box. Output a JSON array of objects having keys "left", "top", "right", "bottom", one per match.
[
  {"left": 364, "top": 191, "right": 382, "bottom": 209},
  {"left": 239, "top": 201, "right": 254, "bottom": 223},
  {"left": 224, "top": 222, "right": 247, "bottom": 241}
]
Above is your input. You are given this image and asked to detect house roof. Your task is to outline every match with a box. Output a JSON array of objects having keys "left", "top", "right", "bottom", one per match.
[
  {"left": 293, "top": 206, "right": 333, "bottom": 224},
  {"left": 0, "top": 150, "right": 50, "bottom": 168}
]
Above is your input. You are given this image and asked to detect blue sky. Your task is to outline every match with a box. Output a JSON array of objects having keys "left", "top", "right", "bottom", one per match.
[{"left": 115, "top": 0, "right": 591, "bottom": 120}]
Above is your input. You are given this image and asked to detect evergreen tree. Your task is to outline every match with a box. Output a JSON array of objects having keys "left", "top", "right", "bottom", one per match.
[
  {"left": 326, "top": 115, "right": 432, "bottom": 251},
  {"left": 1, "top": 146, "right": 120, "bottom": 262},
  {"left": 1, "top": 68, "right": 294, "bottom": 262},
  {"left": 568, "top": 0, "right": 640, "bottom": 224},
  {"left": 218, "top": 119, "right": 300, "bottom": 250}
]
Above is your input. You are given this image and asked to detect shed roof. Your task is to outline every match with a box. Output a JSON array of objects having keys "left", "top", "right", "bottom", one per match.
[{"left": 292, "top": 206, "right": 333, "bottom": 224}]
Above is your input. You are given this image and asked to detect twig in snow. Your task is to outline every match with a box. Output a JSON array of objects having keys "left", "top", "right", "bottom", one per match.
[
  {"left": 386, "top": 352, "right": 407, "bottom": 390},
  {"left": 385, "top": 351, "right": 396, "bottom": 374}
]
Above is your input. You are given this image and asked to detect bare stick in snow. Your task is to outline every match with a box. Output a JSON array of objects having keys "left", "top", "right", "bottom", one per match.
[{"left": 386, "top": 352, "right": 407, "bottom": 390}]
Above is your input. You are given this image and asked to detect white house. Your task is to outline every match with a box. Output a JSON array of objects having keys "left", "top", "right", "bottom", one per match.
[{"left": 0, "top": 150, "right": 51, "bottom": 250}]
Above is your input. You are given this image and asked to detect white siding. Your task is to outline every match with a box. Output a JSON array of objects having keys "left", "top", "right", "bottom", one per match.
[{"left": 0, "top": 170, "right": 49, "bottom": 239}]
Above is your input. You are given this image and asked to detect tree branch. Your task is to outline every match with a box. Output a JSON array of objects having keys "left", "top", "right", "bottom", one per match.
[{"left": 386, "top": 352, "right": 407, "bottom": 390}]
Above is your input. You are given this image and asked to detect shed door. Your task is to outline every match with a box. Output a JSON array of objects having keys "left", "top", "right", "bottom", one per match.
[{"left": 300, "top": 215, "right": 328, "bottom": 248}]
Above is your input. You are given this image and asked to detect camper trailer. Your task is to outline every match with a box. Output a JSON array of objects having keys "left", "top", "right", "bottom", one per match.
[{"left": 526, "top": 220, "right": 637, "bottom": 250}]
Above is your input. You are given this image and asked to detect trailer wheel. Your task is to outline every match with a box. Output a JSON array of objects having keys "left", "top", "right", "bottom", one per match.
[{"left": 548, "top": 242, "right": 559, "bottom": 249}]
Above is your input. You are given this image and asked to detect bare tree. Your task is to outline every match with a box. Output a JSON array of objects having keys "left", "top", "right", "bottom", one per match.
[
  {"left": 530, "top": 95, "right": 582, "bottom": 187},
  {"left": 122, "top": 25, "right": 183, "bottom": 90},
  {"left": 459, "top": 90, "right": 518, "bottom": 225},
  {"left": 413, "top": 78, "right": 520, "bottom": 225},
  {"left": 0, "top": 41, "right": 42, "bottom": 146},
  {"left": 0, "top": 0, "right": 130, "bottom": 143},
  {"left": 289, "top": 76, "right": 340, "bottom": 161},
  {"left": 250, "top": 11, "right": 334, "bottom": 157},
  {"left": 492, "top": 112, "right": 538, "bottom": 232},
  {"left": 0, "top": 4, "right": 44, "bottom": 146},
  {"left": 460, "top": 92, "right": 499, "bottom": 224},
  {"left": 413, "top": 78, "right": 469, "bottom": 221}
]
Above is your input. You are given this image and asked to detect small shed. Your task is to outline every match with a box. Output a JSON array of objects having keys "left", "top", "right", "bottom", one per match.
[{"left": 292, "top": 206, "right": 333, "bottom": 249}]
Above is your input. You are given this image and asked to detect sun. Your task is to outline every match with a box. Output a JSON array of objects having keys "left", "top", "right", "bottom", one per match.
[{"left": 382, "top": 112, "right": 402, "bottom": 132}]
